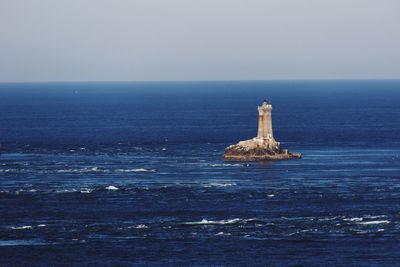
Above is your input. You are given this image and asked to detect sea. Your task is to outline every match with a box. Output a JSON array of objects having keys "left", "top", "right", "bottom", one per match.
[{"left": 0, "top": 80, "right": 399, "bottom": 266}]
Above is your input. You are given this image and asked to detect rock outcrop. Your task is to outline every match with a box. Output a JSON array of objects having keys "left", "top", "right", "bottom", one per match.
[{"left": 224, "top": 137, "right": 301, "bottom": 161}]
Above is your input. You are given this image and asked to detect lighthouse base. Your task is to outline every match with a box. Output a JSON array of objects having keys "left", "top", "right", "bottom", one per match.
[{"left": 223, "top": 138, "right": 301, "bottom": 161}]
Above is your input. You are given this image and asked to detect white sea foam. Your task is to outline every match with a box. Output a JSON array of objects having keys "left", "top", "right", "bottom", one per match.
[
  {"left": 36, "top": 224, "right": 46, "bottom": 227},
  {"left": 116, "top": 168, "right": 156, "bottom": 173},
  {"left": 343, "top": 217, "right": 363, "bottom": 222},
  {"left": 287, "top": 229, "right": 312, "bottom": 236},
  {"left": 355, "top": 228, "right": 386, "bottom": 234},
  {"left": 57, "top": 167, "right": 105, "bottom": 173},
  {"left": 203, "top": 182, "right": 237, "bottom": 188},
  {"left": 56, "top": 188, "right": 78, "bottom": 193},
  {"left": 215, "top": 232, "right": 231, "bottom": 236},
  {"left": 49, "top": 166, "right": 159, "bottom": 174},
  {"left": 80, "top": 188, "right": 93, "bottom": 194},
  {"left": 127, "top": 224, "right": 149, "bottom": 229},
  {"left": 318, "top": 216, "right": 339, "bottom": 221},
  {"left": 210, "top": 163, "right": 244, "bottom": 167},
  {"left": 344, "top": 215, "right": 387, "bottom": 223},
  {"left": 11, "top": 225, "right": 32, "bottom": 230},
  {"left": 105, "top": 185, "right": 119, "bottom": 191},
  {"left": 364, "top": 215, "right": 387, "bottom": 219},
  {"left": 183, "top": 218, "right": 247, "bottom": 225},
  {"left": 267, "top": 194, "right": 275, "bottom": 198},
  {"left": 57, "top": 169, "right": 76, "bottom": 173},
  {"left": 357, "top": 220, "right": 390, "bottom": 225},
  {"left": 0, "top": 239, "right": 51, "bottom": 246}
]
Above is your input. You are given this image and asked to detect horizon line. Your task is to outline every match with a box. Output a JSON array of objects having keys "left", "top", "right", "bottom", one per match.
[{"left": 1, "top": 78, "right": 400, "bottom": 84}]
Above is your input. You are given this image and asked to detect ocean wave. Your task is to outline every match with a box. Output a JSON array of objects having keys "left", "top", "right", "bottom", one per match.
[
  {"left": 0, "top": 239, "right": 52, "bottom": 247},
  {"left": 343, "top": 217, "right": 363, "bottom": 222},
  {"left": 0, "top": 169, "right": 19, "bottom": 173},
  {"left": 183, "top": 218, "right": 255, "bottom": 225},
  {"left": 287, "top": 229, "right": 314, "bottom": 236},
  {"left": 55, "top": 189, "right": 78, "bottom": 193},
  {"left": 353, "top": 228, "right": 386, "bottom": 235},
  {"left": 210, "top": 163, "right": 247, "bottom": 167},
  {"left": 1, "top": 189, "right": 39, "bottom": 195},
  {"left": 10, "top": 225, "right": 32, "bottom": 230},
  {"left": 56, "top": 167, "right": 106, "bottom": 173},
  {"left": 215, "top": 231, "right": 231, "bottom": 236},
  {"left": 363, "top": 215, "right": 387, "bottom": 219},
  {"left": 343, "top": 215, "right": 387, "bottom": 223},
  {"left": 7, "top": 167, "right": 157, "bottom": 174},
  {"left": 115, "top": 168, "right": 156, "bottom": 173},
  {"left": 80, "top": 188, "right": 93, "bottom": 194},
  {"left": 357, "top": 220, "right": 390, "bottom": 225},
  {"left": 126, "top": 224, "right": 149, "bottom": 229},
  {"left": 105, "top": 185, "right": 119, "bottom": 191},
  {"left": 317, "top": 216, "right": 339, "bottom": 221},
  {"left": 202, "top": 182, "right": 237, "bottom": 188},
  {"left": 7, "top": 184, "right": 201, "bottom": 195}
]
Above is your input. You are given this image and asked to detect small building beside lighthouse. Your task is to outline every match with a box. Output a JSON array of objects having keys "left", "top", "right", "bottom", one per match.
[{"left": 223, "top": 100, "right": 301, "bottom": 161}]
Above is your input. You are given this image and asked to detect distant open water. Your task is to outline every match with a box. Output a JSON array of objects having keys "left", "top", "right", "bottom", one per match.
[{"left": 0, "top": 81, "right": 400, "bottom": 266}]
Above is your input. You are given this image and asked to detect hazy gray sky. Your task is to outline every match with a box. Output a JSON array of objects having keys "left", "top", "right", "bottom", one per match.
[{"left": 1, "top": 0, "right": 399, "bottom": 82}]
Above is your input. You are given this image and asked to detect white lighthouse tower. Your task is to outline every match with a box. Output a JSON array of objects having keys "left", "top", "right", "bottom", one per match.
[{"left": 256, "top": 100, "right": 279, "bottom": 149}]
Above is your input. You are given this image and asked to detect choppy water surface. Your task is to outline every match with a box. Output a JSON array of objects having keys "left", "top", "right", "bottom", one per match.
[{"left": 0, "top": 81, "right": 400, "bottom": 266}]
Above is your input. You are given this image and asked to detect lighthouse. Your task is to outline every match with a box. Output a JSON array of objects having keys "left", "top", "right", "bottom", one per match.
[
  {"left": 257, "top": 100, "right": 279, "bottom": 149},
  {"left": 223, "top": 100, "right": 301, "bottom": 161}
]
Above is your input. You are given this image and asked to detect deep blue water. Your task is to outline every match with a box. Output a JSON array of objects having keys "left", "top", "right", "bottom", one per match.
[{"left": 0, "top": 80, "right": 400, "bottom": 266}]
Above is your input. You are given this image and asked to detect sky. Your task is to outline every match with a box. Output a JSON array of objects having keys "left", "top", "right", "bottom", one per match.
[{"left": 0, "top": 0, "right": 399, "bottom": 82}]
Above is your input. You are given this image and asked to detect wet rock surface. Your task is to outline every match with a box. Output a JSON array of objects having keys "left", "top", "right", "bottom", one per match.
[{"left": 224, "top": 138, "right": 301, "bottom": 161}]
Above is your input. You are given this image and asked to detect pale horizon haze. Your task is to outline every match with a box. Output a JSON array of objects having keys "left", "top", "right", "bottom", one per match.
[{"left": 1, "top": 0, "right": 399, "bottom": 82}]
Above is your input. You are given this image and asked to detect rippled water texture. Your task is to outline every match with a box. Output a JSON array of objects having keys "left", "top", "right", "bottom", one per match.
[{"left": 0, "top": 81, "right": 400, "bottom": 266}]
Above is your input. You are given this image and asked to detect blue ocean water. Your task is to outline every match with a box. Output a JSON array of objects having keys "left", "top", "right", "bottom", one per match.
[{"left": 0, "top": 80, "right": 399, "bottom": 266}]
